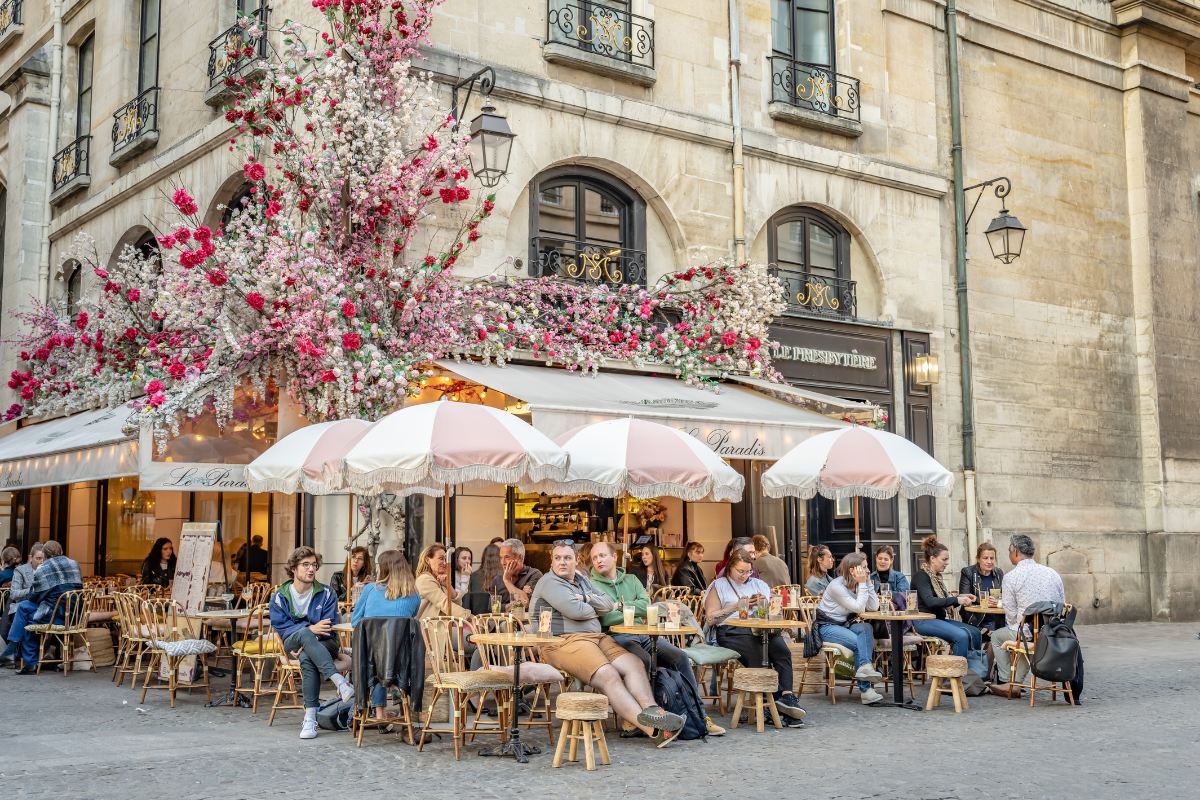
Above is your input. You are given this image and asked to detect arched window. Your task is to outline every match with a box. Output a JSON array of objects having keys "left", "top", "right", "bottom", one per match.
[
  {"left": 63, "top": 260, "right": 83, "bottom": 317},
  {"left": 528, "top": 167, "right": 646, "bottom": 286},
  {"left": 221, "top": 182, "right": 256, "bottom": 231},
  {"left": 767, "top": 206, "right": 855, "bottom": 318}
]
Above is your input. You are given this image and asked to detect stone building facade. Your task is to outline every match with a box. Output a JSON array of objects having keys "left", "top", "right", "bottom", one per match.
[{"left": 0, "top": 0, "right": 1197, "bottom": 620}]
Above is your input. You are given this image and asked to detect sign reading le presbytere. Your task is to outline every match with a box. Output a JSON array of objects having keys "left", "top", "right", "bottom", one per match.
[{"left": 769, "top": 322, "right": 890, "bottom": 391}]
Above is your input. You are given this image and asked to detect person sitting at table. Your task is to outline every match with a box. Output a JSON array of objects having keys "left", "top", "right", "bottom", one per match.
[
  {"left": 751, "top": 535, "right": 791, "bottom": 588},
  {"left": 351, "top": 548, "right": 420, "bottom": 721},
  {"left": 468, "top": 543, "right": 503, "bottom": 595},
  {"left": 331, "top": 546, "right": 372, "bottom": 604},
  {"left": 414, "top": 544, "right": 470, "bottom": 619},
  {"left": 139, "top": 538, "right": 177, "bottom": 589},
  {"left": 703, "top": 551, "right": 808, "bottom": 725},
  {"left": 959, "top": 541, "right": 1005, "bottom": 632},
  {"left": 714, "top": 537, "right": 757, "bottom": 578},
  {"left": 989, "top": 534, "right": 1067, "bottom": 697},
  {"left": 911, "top": 535, "right": 982, "bottom": 658},
  {"left": 232, "top": 535, "right": 271, "bottom": 591},
  {"left": 868, "top": 544, "right": 909, "bottom": 597},
  {"left": 0, "top": 546, "right": 20, "bottom": 587},
  {"left": 588, "top": 541, "right": 725, "bottom": 737},
  {"left": 452, "top": 546, "right": 474, "bottom": 597},
  {"left": 671, "top": 542, "right": 708, "bottom": 595},
  {"left": 814, "top": 552, "right": 886, "bottom": 705},
  {"left": 269, "top": 547, "right": 353, "bottom": 740},
  {"left": 630, "top": 545, "right": 668, "bottom": 597},
  {"left": 2, "top": 541, "right": 82, "bottom": 673},
  {"left": 3, "top": 544, "right": 44, "bottom": 639},
  {"left": 498, "top": 538, "right": 543, "bottom": 609},
  {"left": 530, "top": 540, "right": 685, "bottom": 739},
  {"left": 805, "top": 545, "right": 835, "bottom": 596}
]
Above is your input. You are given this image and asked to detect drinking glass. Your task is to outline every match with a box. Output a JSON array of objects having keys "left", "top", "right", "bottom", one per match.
[
  {"left": 990, "top": 588, "right": 1002, "bottom": 606},
  {"left": 907, "top": 591, "right": 918, "bottom": 613},
  {"left": 490, "top": 592, "right": 502, "bottom": 615},
  {"left": 647, "top": 604, "right": 659, "bottom": 627},
  {"left": 880, "top": 586, "right": 892, "bottom": 612},
  {"left": 737, "top": 597, "right": 749, "bottom": 620}
]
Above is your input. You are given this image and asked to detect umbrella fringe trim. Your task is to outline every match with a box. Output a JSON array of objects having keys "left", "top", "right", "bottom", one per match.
[
  {"left": 761, "top": 482, "right": 954, "bottom": 501},
  {"left": 244, "top": 476, "right": 306, "bottom": 494},
  {"left": 523, "top": 478, "right": 743, "bottom": 503},
  {"left": 342, "top": 460, "right": 567, "bottom": 494}
]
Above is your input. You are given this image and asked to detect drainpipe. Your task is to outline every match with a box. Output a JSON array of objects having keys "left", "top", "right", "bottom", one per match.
[
  {"left": 38, "top": 0, "right": 65, "bottom": 303},
  {"left": 945, "top": 0, "right": 979, "bottom": 558},
  {"left": 727, "top": 0, "right": 745, "bottom": 262}
]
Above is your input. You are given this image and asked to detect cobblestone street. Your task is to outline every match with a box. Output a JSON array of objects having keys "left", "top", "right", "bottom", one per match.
[{"left": 1, "top": 623, "right": 1197, "bottom": 799}]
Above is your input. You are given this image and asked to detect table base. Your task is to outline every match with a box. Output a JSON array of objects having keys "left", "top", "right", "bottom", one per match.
[
  {"left": 878, "top": 699, "right": 923, "bottom": 711},
  {"left": 478, "top": 737, "right": 542, "bottom": 764}
]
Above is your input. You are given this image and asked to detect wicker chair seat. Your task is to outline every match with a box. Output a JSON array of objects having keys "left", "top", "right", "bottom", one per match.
[
  {"left": 555, "top": 691, "right": 610, "bottom": 721},
  {"left": 731, "top": 667, "right": 779, "bottom": 693},
  {"left": 684, "top": 643, "right": 741, "bottom": 666},
  {"left": 436, "top": 670, "right": 513, "bottom": 692},
  {"left": 25, "top": 623, "right": 86, "bottom": 635},
  {"left": 821, "top": 642, "right": 853, "bottom": 659},
  {"left": 926, "top": 655, "right": 968, "bottom": 678}
]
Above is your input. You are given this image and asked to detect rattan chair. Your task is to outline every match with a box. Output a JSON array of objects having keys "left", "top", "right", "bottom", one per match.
[
  {"left": 1002, "top": 610, "right": 1076, "bottom": 706},
  {"left": 268, "top": 630, "right": 303, "bottom": 726},
  {"left": 472, "top": 613, "right": 557, "bottom": 745},
  {"left": 25, "top": 589, "right": 93, "bottom": 676},
  {"left": 139, "top": 599, "right": 214, "bottom": 707},
  {"left": 652, "top": 586, "right": 693, "bottom": 602},
  {"left": 233, "top": 603, "right": 278, "bottom": 713},
  {"left": 792, "top": 595, "right": 856, "bottom": 702},
  {"left": 417, "top": 615, "right": 512, "bottom": 760},
  {"left": 111, "top": 592, "right": 150, "bottom": 687}
]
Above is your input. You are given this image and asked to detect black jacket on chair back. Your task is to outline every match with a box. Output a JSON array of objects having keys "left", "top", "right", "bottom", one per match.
[{"left": 351, "top": 616, "right": 427, "bottom": 712}]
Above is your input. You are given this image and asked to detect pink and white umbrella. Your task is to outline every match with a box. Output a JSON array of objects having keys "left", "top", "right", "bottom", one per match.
[
  {"left": 337, "top": 401, "right": 569, "bottom": 496},
  {"left": 761, "top": 426, "right": 953, "bottom": 550},
  {"left": 245, "top": 418, "right": 373, "bottom": 494}
]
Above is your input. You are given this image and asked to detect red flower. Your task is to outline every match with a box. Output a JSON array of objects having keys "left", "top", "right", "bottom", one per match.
[
  {"left": 246, "top": 292, "right": 265, "bottom": 311},
  {"left": 157, "top": 234, "right": 176, "bottom": 249},
  {"left": 145, "top": 379, "right": 164, "bottom": 394},
  {"left": 193, "top": 226, "right": 212, "bottom": 243},
  {"left": 147, "top": 391, "right": 166, "bottom": 407},
  {"left": 319, "top": 370, "right": 337, "bottom": 383},
  {"left": 127, "top": 288, "right": 141, "bottom": 302},
  {"left": 168, "top": 362, "right": 186, "bottom": 380},
  {"left": 75, "top": 311, "right": 89, "bottom": 330},
  {"left": 243, "top": 161, "right": 266, "bottom": 182},
  {"left": 341, "top": 300, "right": 356, "bottom": 318},
  {"left": 745, "top": 337, "right": 762, "bottom": 351},
  {"left": 123, "top": 327, "right": 138, "bottom": 341},
  {"left": 94, "top": 268, "right": 110, "bottom": 279},
  {"left": 206, "top": 270, "right": 229, "bottom": 287},
  {"left": 721, "top": 331, "right": 738, "bottom": 347},
  {"left": 172, "top": 188, "right": 199, "bottom": 216},
  {"left": 341, "top": 332, "right": 362, "bottom": 351}
]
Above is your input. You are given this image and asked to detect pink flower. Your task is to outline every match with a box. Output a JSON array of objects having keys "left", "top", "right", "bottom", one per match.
[
  {"left": 246, "top": 292, "right": 265, "bottom": 311},
  {"left": 341, "top": 332, "right": 362, "bottom": 351},
  {"left": 94, "top": 268, "right": 109, "bottom": 279},
  {"left": 127, "top": 288, "right": 141, "bottom": 302},
  {"left": 174, "top": 227, "right": 192, "bottom": 243},
  {"left": 341, "top": 300, "right": 356, "bottom": 318},
  {"left": 206, "top": 270, "right": 229, "bottom": 287},
  {"left": 243, "top": 161, "right": 266, "bottom": 182},
  {"left": 157, "top": 234, "right": 176, "bottom": 249},
  {"left": 319, "top": 370, "right": 337, "bottom": 383},
  {"left": 193, "top": 226, "right": 212, "bottom": 243},
  {"left": 745, "top": 337, "right": 761, "bottom": 352},
  {"left": 721, "top": 331, "right": 738, "bottom": 347},
  {"left": 75, "top": 311, "right": 89, "bottom": 330},
  {"left": 168, "top": 362, "right": 186, "bottom": 380},
  {"left": 145, "top": 379, "right": 164, "bottom": 394},
  {"left": 147, "top": 391, "right": 166, "bottom": 407},
  {"left": 172, "top": 188, "right": 199, "bottom": 216}
]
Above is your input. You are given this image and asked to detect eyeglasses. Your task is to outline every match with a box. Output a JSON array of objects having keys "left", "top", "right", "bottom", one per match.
[{"left": 297, "top": 561, "right": 318, "bottom": 570}]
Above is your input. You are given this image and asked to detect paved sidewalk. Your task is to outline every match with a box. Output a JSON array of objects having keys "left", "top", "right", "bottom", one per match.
[{"left": 1, "top": 622, "right": 1198, "bottom": 799}]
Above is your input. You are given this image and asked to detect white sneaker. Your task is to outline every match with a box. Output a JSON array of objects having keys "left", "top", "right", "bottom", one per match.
[
  {"left": 300, "top": 717, "right": 318, "bottom": 739},
  {"left": 860, "top": 688, "right": 884, "bottom": 705},
  {"left": 854, "top": 664, "right": 884, "bottom": 683},
  {"left": 335, "top": 678, "right": 355, "bottom": 702}
]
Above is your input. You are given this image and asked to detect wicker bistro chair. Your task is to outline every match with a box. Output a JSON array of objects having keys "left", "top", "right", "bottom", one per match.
[
  {"left": 472, "top": 613, "right": 559, "bottom": 745},
  {"left": 873, "top": 634, "right": 922, "bottom": 701},
  {"left": 267, "top": 629, "right": 353, "bottom": 726},
  {"left": 792, "top": 595, "right": 857, "bottom": 702},
  {"left": 417, "top": 616, "right": 513, "bottom": 761},
  {"left": 1002, "top": 610, "right": 1076, "bottom": 707},
  {"left": 112, "top": 593, "right": 153, "bottom": 687},
  {"left": 139, "top": 599, "right": 216, "bottom": 707},
  {"left": 652, "top": 586, "right": 694, "bottom": 602},
  {"left": 232, "top": 604, "right": 280, "bottom": 713},
  {"left": 25, "top": 589, "right": 94, "bottom": 676}
]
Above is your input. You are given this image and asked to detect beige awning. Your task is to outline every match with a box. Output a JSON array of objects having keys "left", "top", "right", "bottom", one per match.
[
  {"left": 436, "top": 361, "right": 846, "bottom": 461},
  {"left": 0, "top": 406, "right": 139, "bottom": 490},
  {"left": 725, "top": 374, "right": 877, "bottom": 422}
]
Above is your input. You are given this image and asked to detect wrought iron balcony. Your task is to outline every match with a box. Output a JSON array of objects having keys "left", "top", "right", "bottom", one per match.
[
  {"left": 51, "top": 135, "right": 91, "bottom": 199},
  {"left": 207, "top": 8, "right": 269, "bottom": 98},
  {"left": 769, "top": 56, "right": 860, "bottom": 123},
  {"left": 111, "top": 87, "right": 159, "bottom": 164},
  {"left": 774, "top": 268, "right": 857, "bottom": 320},
  {"left": 546, "top": 1, "right": 654, "bottom": 71},
  {"left": 0, "top": 0, "right": 22, "bottom": 41},
  {"left": 530, "top": 236, "right": 647, "bottom": 286}
]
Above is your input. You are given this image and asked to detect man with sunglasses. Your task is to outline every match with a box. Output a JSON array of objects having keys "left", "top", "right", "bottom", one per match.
[{"left": 270, "top": 547, "right": 353, "bottom": 740}]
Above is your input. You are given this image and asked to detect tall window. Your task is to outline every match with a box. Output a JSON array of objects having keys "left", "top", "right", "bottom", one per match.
[
  {"left": 237, "top": 0, "right": 262, "bottom": 14},
  {"left": 528, "top": 167, "right": 646, "bottom": 285},
  {"left": 773, "top": 0, "right": 834, "bottom": 69},
  {"left": 221, "top": 182, "right": 256, "bottom": 230},
  {"left": 768, "top": 207, "right": 849, "bottom": 281},
  {"left": 138, "top": 0, "right": 161, "bottom": 93},
  {"left": 64, "top": 260, "right": 83, "bottom": 317},
  {"left": 76, "top": 35, "right": 94, "bottom": 138}
]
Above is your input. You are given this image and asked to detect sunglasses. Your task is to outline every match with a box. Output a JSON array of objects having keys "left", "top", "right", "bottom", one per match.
[{"left": 552, "top": 539, "right": 576, "bottom": 549}]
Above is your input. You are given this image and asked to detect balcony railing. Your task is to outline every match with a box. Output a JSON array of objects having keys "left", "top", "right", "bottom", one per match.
[
  {"left": 207, "top": 8, "right": 269, "bottom": 92},
  {"left": 0, "top": 0, "right": 22, "bottom": 38},
  {"left": 546, "top": 1, "right": 654, "bottom": 70},
  {"left": 111, "top": 87, "right": 159, "bottom": 161},
  {"left": 52, "top": 135, "right": 90, "bottom": 195},
  {"left": 769, "top": 56, "right": 860, "bottom": 123},
  {"left": 530, "top": 236, "right": 647, "bottom": 286},
  {"left": 775, "top": 268, "right": 857, "bottom": 320}
]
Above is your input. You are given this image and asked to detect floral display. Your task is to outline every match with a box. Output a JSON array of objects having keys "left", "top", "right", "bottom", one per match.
[
  {"left": 635, "top": 498, "right": 667, "bottom": 530},
  {"left": 5, "top": 0, "right": 784, "bottom": 441}
]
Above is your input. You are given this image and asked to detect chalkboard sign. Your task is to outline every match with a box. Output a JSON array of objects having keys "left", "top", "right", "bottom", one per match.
[{"left": 173, "top": 522, "right": 219, "bottom": 614}]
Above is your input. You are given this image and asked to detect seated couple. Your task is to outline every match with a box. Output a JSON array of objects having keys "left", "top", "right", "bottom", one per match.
[
  {"left": 529, "top": 541, "right": 685, "bottom": 740},
  {"left": 0, "top": 541, "right": 82, "bottom": 674}
]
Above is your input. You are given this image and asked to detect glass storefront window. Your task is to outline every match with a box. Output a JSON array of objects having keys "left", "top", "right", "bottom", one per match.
[
  {"left": 190, "top": 491, "right": 272, "bottom": 585},
  {"left": 104, "top": 476, "right": 157, "bottom": 577},
  {"left": 154, "top": 381, "right": 278, "bottom": 465}
]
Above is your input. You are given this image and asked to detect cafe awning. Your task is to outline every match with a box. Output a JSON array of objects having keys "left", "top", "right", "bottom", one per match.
[
  {"left": 436, "top": 361, "right": 846, "bottom": 461},
  {"left": 0, "top": 406, "right": 139, "bottom": 490},
  {"left": 725, "top": 374, "right": 877, "bottom": 422}
]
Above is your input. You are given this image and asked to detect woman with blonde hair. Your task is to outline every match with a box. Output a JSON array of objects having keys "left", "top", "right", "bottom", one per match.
[
  {"left": 351, "top": 549, "right": 419, "bottom": 720},
  {"left": 414, "top": 543, "right": 469, "bottom": 619}
]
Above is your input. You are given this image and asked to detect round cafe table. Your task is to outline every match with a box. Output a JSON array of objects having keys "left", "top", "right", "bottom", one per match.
[
  {"left": 857, "top": 610, "right": 933, "bottom": 710},
  {"left": 469, "top": 630, "right": 558, "bottom": 764},
  {"left": 188, "top": 608, "right": 254, "bottom": 708},
  {"left": 723, "top": 617, "right": 806, "bottom": 667},
  {"left": 964, "top": 605, "right": 1005, "bottom": 615},
  {"left": 610, "top": 624, "right": 699, "bottom": 672}
]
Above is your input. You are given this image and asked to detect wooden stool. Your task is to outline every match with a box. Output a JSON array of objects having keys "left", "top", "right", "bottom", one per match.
[
  {"left": 924, "top": 655, "right": 969, "bottom": 713},
  {"left": 729, "top": 668, "right": 782, "bottom": 732},
  {"left": 552, "top": 692, "right": 611, "bottom": 771}
]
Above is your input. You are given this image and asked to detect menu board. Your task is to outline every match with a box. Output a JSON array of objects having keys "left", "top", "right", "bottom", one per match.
[{"left": 172, "top": 522, "right": 219, "bottom": 614}]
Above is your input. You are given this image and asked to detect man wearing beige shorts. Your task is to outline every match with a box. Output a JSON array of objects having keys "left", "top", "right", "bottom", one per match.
[{"left": 530, "top": 540, "right": 685, "bottom": 738}]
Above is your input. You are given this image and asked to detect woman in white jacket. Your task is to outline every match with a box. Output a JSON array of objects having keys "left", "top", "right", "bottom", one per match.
[{"left": 815, "top": 552, "right": 886, "bottom": 705}]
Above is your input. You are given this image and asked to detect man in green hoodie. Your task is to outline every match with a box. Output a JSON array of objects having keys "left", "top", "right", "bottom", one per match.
[{"left": 588, "top": 541, "right": 725, "bottom": 737}]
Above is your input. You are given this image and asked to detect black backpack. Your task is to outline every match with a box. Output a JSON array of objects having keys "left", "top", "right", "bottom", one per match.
[
  {"left": 651, "top": 667, "right": 707, "bottom": 741},
  {"left": 316, "top": 695, "right": 353, "bottom": 731},
  {"left": 1022, "top": 602, "right": 1079, "bottom": 684}
]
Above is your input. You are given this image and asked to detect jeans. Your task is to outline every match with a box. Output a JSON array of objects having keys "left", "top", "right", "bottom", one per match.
[
  {"left": 283, "top": 628, "right": 341, "bottom": 709},
  {"left": 818, "top": 621, "right": 876, "bottom": 691},
  {"left": 6, "top": 600, "right": 43, "bottom": 668},
  {"left": 611, "top": 633, "right": 704, "bottom": 698},
  {"left": 371, "top": 683, "right": 387, "bottom": 708},
  {"left": 913, "top": 618, "right": 982, "bottom": 658},
  {"left": 989, "top": 626, "right": 1030, "bottom": 684},
  {"left": 714, "top": 628, "right": 794, "bottom": 696}
]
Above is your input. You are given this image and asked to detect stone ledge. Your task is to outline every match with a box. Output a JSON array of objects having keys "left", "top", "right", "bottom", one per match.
[
  {"left": 109, "top": 130, "right": 160, "bottom": 168},
  {"left": 542, "top": 42, "right": 656, "bottom": 87},
  {"left": 768, "top": 101, "right": 863, "bottom": 138},
  {"left": 0, "top": 23, "right": 22, "bottom": 50},
  {"left": 49, "top": 174, "right": 90, "bottom": 205}
]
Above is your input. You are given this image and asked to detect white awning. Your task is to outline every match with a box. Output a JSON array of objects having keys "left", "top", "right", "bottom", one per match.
[
  {"left": 436, "top": 361, "right": 846, "bottom": 461},
  {"left": 726, "top": 374, "right": 876, "bottom": 420},
  {"left": 0, "top": 406, "right": 139, "bottom": 490}
]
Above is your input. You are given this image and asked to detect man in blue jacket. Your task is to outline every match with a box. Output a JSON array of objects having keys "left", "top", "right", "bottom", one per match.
[{"left": 270, "top": 547, "right": 353, "bottom": 739}]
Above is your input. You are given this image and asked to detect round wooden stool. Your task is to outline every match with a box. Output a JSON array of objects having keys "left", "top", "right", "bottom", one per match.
[
  {"left": 924, "top": 655, "right": 969, "bottom": 713},
  {"left": 730, "top": 667, "right": 783, "bottom": 732},
  {"left": 552, "top": 692, "right": 611, "bottom": 771}
]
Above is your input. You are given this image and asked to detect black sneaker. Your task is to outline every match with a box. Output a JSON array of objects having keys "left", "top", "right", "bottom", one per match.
[
  {"left": 775, "top": 694, "right": 807, "bottom": 720},
  {"left": 781, "top": 716, "right": 806, "bottom": 728}
]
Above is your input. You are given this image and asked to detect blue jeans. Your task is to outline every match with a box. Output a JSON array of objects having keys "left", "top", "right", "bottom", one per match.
[
  {"left": 819, "top": 622, "right": 876, "bottom": 691},
  {"left": 283, "top": 628, "right": 341, "bottom": 709},
  {"left": 913, "top": 618, "right": 982, "bottom": 657},
  {"left": 6, "top": 600, "right": 44, "bottom": 668},
  {"left": 371, "top": 684, "right": 387, "bottom": 708}
]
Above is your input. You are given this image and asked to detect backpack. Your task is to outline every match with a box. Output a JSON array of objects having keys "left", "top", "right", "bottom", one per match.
[
  {"left": 1022, "top": 602, "right": 1079, "bottom": 684},
  {"left": 651, "top": 667, "right": 707, "bottom": 741},
  {"left": 316, "top": 695, "right": 353, "bottom": 732}
]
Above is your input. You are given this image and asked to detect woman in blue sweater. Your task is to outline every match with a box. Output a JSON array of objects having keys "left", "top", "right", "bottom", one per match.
[{"left": 352, "top": 549, "right": 419, "bottom": 720}]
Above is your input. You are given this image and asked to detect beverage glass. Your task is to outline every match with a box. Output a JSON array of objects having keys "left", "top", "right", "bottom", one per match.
[
  {"left": 991, "top": 588, "right": 1002, "bottom": 606},
  {"left": 647, "top": 604, "right": 659, "bottom": 627},
  {"left": 490, "top": 593, "right": 502, "bottom": 615},
  {"left": 666, "top": 602, "right": 681, "bottom": 630},
  {"left": 737, "top": 597, "right": 749, "bottom": 620},
  {"left": 622, "top": 603, "right": 636, "bottom": 627},
  {"left": 880, "top": 586, "right": 892, "bottom": 612},
  {"left": 907, "top": 591, "right": 918, "bottom": 613},
  {"left": 539, "top": 609, "right": 553, "bottom": 634}
]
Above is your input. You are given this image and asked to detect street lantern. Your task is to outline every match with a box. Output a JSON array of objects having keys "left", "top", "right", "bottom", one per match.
[
  {"left": 983, "top": 206, "right": 1026, "bottom": 265},
  {"left": 466, "top": 102, "right": 515, "bottom": 189}
]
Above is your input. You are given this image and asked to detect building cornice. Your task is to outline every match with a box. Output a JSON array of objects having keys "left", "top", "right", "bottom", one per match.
[{"left": 1111, "top": 0, "right": 1200, "bottom": 44}]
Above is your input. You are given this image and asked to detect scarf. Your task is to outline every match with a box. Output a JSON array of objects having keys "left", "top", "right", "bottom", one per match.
[{"left": 921, "top": 565, "right": 960, "bottom": 621}]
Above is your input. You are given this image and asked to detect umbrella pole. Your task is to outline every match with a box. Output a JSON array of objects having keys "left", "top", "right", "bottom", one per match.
[
  {"left": 853, "top": 496, "right": 861, "bottom": 553},
  {"left": 443, "top": 484, "right": 453, "bottom": 616},
  {"left": 622, "top": 495, "right": 630, "bottom": 566}
]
